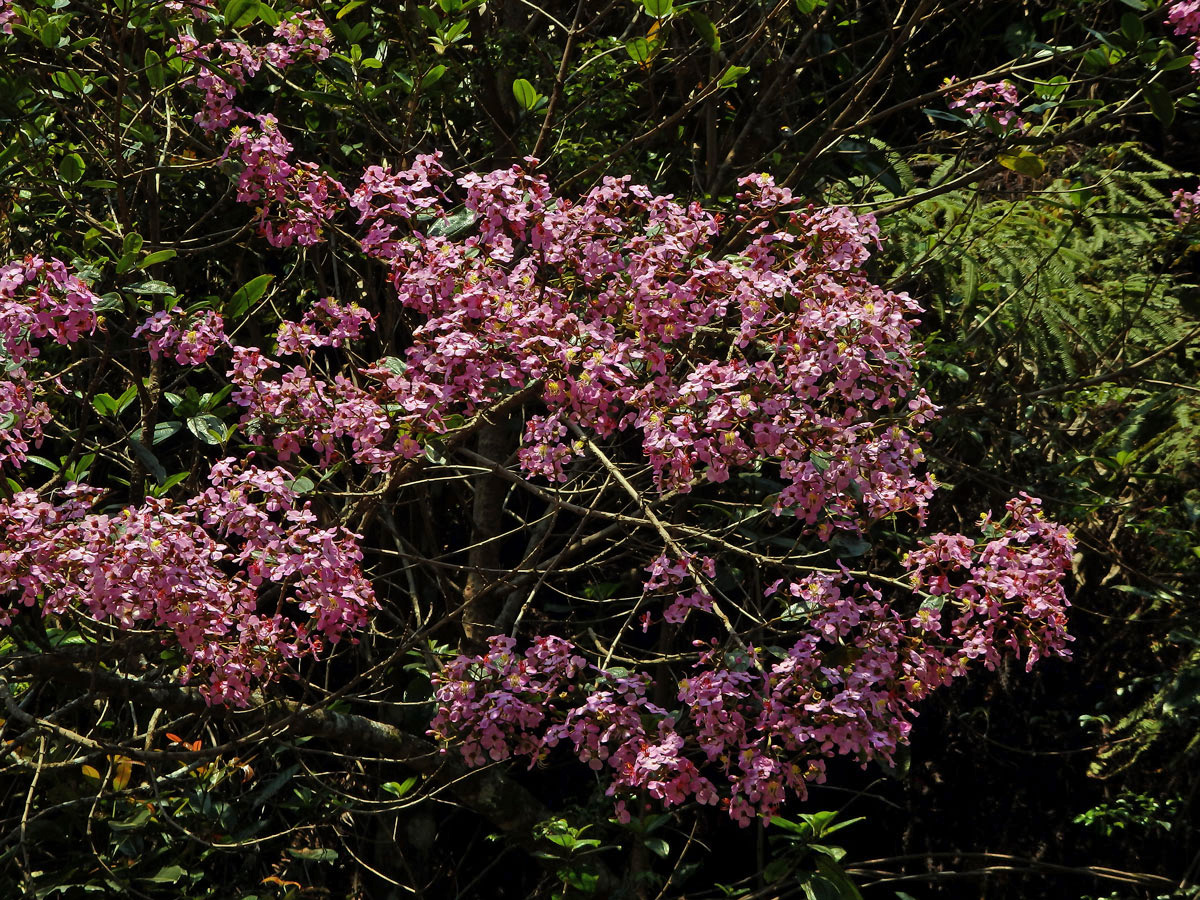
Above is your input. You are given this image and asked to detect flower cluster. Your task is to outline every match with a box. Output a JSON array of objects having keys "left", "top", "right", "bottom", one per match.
[
  {"left": 432, "top": 518, "right": 1070, "bottom": 830},
  {"left": 134, "top": 308, "right": 226, "bottom": 365},
  {"left": 0, "top": 375, "right": 51, "bottom": 470},
  {"left": 173, "top": 13, "right": 332, "bottom": 132},
  {"left": 86, "top": 79, "right": 1073, "bottom": 825},
  {"left": 339, "top": 162, "right": 939, "bottom": 538},
  {"left": 644, "top": 553, "right": 716, "bottom": 624},
  {"left": 1173, "top": 185, "right": 1200, "bottom": 226},
  {"left": 0, "top": 460, "right": 375, "bottom": 705},
  {"left": 0, "top": 256, "right": 98, "bottom": 468},
  {"left": 229, "top": 349, "right": 416, "bottom": 471},
  {"left": 903, "top": 493, "right": 1074, "bottom": 671},
  {"left": 170, "top": 64, "right": 931, "bottom": 539},
  {"left": 0, "top": 256, "right": 98, "bottom": 362},
  {"left": 0, "top": 0, "right": 19, "bottom": 34},
  {"left": 428, "top": 635, "right": 589, "bottom": 765},
  {"left": 276, "top": 296, "right": 375, "bottom": 355},
  {"left": 173, "top": 15, "right": 342, "bottom": 246},
  {"left": 227, "top": 116, "right": 347, "bottom": 247},
  {"left": 352, "top": 155, "right": 451, "bottom": 247},
  {"left": 165, "top": 0, "right": 214, "bottom": 19},
  {"left": 945, "top": 77, "right": 1026, "bottom": 130},
  {"left": 432, "top": 499, "right": 1073, "bottom": 825},
  {"left": 1167, "top": 0, "right": 1200, "bottom": 70}
]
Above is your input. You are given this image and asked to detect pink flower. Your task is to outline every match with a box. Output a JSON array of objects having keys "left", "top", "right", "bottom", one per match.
[
  {"left": 277, "top": 296, "right": 375, "bottom": 354},
  {"left": 1173, "top": 185, "right": 1200, "bottom": 226},
  {"left": 0, "top": 459, "right": 377, "bottom": 706},
  {"left": 0, "top": 0, "right": 20, "bottom": 33},
  {"left": 945, "top": 77, "right": 1027, "bottom": 130},
  {"left": 134, "top": 308, "right": 226, "bottom": 365},
  {"left": 0, "top": 256, "right": 98, "bottom": 361}
]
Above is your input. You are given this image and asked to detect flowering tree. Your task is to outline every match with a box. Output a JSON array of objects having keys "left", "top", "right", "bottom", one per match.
[{"left": 0, "top": 0, "right": 1196, "bottom": 897}]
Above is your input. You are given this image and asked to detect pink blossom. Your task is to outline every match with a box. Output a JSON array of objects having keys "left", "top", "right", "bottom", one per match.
[
  {"left": 0, "top": 256, "right": 98, "bottom": 361},
  {"left": 1174, "top": 185, "right": 1200, "bottom": 226},
  {"left": 0, "top": 0, "right": 20, "bottom": 34},
  {"left": 0, "top": 459, "right": 376, "bottom": 706},
  {"left": 133, "top": 308, "right": 226, "bottom": 365},
  {"left": 945, "top": 77, "right": 1026, "bottom": 130},
  {"left": 277, "top": 296, "right": 375, "bottom": 354}
]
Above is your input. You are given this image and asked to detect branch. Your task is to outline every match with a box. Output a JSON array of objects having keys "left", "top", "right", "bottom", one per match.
[
  {"left": 3, "top": 648, "right": 555, "bottom": 851},
  {"left": 846, "top": 850, "right": 1180, "bottom": 891}
]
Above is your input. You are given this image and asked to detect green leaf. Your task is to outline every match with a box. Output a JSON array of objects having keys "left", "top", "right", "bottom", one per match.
[
  {"left": 287, "top": 475, "right": 315, "bottom": 494},
  {"left": 417, "top": 5, "right": 440, "bottom": 30},
  {"left": 138, "top": 249, "right": 177, "bottom": 269},
  {"left": 799, "top": 873, "right": 846, "bottom": 900},
  {"left": 39, "top": 21, "right": 63, "bottom": 49},
  {"left": 811, "top": 814, "right": 864, "bottom": 837},
  {"left": 124, "top": 279, "right": 175, "bottom": 295},
  {"left": 337, "top": 0, "right": 367, "bottom": 19},
  {"left": 51, "top": 69, "right": 85, "bottom": 94},
  {"left": 813, "top": 856, "right": 864, "bottom": 900},
  {"left": 1082, "top": 47, "right": 1111, "bottom": 70},
  {"left": 123, "top": 232, "right": 144, "bottom": 256},
  {"left": 58, "top": 153, "right": 85, "bottom": 184},
  {"left": 1160, "top": 54, "right": 1196, "bottom": 71},
  {"left": 1144, "top": 81, "right": 1175, "bottom": 126},
  {"left": 382, "top": 776, "right": 419, "bottom": 798},
  {"left": 149, "top": 470, "right": 191, "bottom": 495},
  {"left": 92, "top": 393, "right": 119, "bottom": 417},
  {"left": 809, "top": 843, "right": 848, "bottom": 862},
  {"left": 257, "top": 3, "right": 280, "bottom": 26},
  {"left": 144, "top": 49, "right": 164, "bottom": 90},
  {"left": 512, "top": 77, "right": 541, "bottom": 111},
  {"left": 997, "top": 149, "right": 1046, "bottom": 177},
  {"left": 286, "top": 848, "right": 339, "bottom": 862},
  {"left": 227, "top": 273, "right": 274, "bottom": 319},
  {"left": 641, "top": 0, "right": 673, "bottom": 17},
  {"left": 115, "top": 384, "right": 138, "bottom": 413},
  {"left": 428, "top": 208, "right": 475, "bottom": 238},
  {"left": 128, "top": 438, "right": 167, "bottom": 485},
  {"left": 223, "top": 0, "right": 260, "bottom": 28},
  {"left": 1033, "top": 75, "right": 1068, "bottom": 100},
  {"left": 143, "top": 865, "right": 186, "bottom": 885},
  {"left": 644, "top": 836, "right": 669, "bottom": 858},
  {"left": 687, "top": 11, "right": 719, "bottom": 51},
  {"left": 420, "top": 64, "right": 447, "bottom": 89},
  {"left": 561, "top": 869, "right": 599, "bottom": 892},
  {"left": 763, "top": 857, "right": 794, "bottom": 884},
  {"left": 718, "top": 65, "right": 750, "bottom": 88},
  {"left": 625, "top": 37, "right": 653, "bottom": 63},
  {"left": 1120, "top": 11, "right": 1144, "bottom": 43},
  {"left": 149, "top": 420, "right": 183, "bottom": 444},
  {"left": 1114, "top": 449, "right": 1137, "bottom": 468},
  {"left": 186, "top": 414, "right": 227, "bottom": 445}
]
